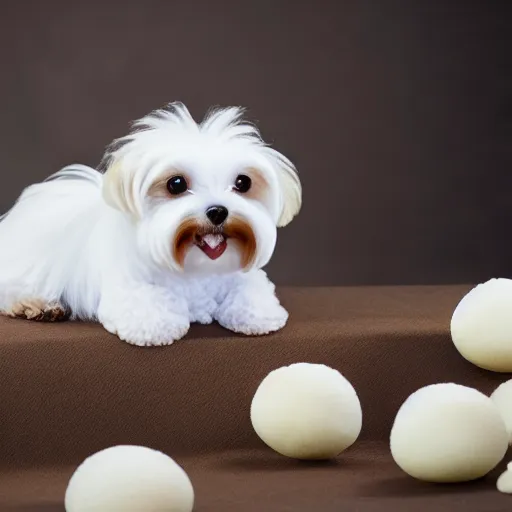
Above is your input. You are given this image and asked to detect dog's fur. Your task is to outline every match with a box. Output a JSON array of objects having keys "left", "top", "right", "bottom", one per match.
[{"left": 0, "top": 103, "right": 301, "bottom": 345}]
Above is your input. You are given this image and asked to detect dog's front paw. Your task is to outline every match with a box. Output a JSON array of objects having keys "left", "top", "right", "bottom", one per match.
[
  {"left": 98, "top": 290, "right": 190, "bottom": 347},
  {"left": 216, "top": 298, "right": 289, "bottom": 336},
  {"left": 100, "top": 309, "right": 189, "bottom": 347}
]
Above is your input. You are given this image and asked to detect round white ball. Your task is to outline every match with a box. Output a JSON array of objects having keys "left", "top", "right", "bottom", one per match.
[
  {"left": 451, "top": 278, "right": 512, "bottom": 372},
  {"left": 497, "top": 462, "right": 512, "bottom": 494},
  {"left": 250, "top": 363, "right": 362, "bottom": 460},
  {"left": 65, "top": 445, "right": 194, "bottom": 512},
  {"left": 491, "top": 379, "right": 512, "bottom": 445},
  {"left": 390, "top": 383, "right": 508, "bottom": 483}
]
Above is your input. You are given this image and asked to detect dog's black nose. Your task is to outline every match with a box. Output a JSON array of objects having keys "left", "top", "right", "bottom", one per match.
[{"left": 206, "top": 205, "right": 229, "bottom": 226}]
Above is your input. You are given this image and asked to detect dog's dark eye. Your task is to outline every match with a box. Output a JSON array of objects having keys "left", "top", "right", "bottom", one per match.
[
  {"left": 166, "top": 175, "right": 188, "bottom": 195},
  {"left": 234, "top": 174, "right": 252, "bottom": 193}
]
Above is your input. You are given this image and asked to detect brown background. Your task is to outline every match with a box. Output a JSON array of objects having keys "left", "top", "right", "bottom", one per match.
[{"left": 0, "top": 0, "right": 510, "bottom": 286}]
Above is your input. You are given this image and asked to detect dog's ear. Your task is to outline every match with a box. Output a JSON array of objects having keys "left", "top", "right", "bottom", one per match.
[
  {"left": 102, "top": 159, "right": 142, "bottom": 219},
  {"left": 275, "top": 158, "right": 302, "bottom": 228}
]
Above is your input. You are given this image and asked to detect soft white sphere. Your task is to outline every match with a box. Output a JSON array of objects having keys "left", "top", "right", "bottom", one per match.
[
  {"left": 497, "top": 462, "right": 512, "bottom": 493},
  {"left": 451, "top": 278, "right": 512, "bottom": 372},
  {"left": 65, "top": 445, "right": 194, "bottom": 512},
  {"left": 491, "top": 379, "right": 512, "bottom": 445},
  {"left": 390, "top": 383, "right": 508, "bottom": 483},
  {"left": 250, "top": 363, "right": 362, "bottom": 459}
]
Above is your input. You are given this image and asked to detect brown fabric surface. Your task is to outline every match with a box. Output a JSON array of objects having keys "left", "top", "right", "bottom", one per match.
[
  {"left": 3, "top": 445, "right": 512, "bottom": 512},
  {"left": 1, "top": 285, "right": 512, "bottom": 510}
]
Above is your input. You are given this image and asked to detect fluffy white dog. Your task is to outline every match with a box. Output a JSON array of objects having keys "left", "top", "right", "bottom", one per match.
[{"left": 0, "top": 102, "right": 301, "bottom": 346}]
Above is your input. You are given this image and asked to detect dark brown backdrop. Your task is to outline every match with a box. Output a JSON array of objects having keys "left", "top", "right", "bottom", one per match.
[{"left": 0, "top": 0, "right": 511, "bottom": 286}]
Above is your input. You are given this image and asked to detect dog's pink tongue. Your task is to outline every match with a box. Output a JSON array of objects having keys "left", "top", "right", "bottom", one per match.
[{"left": 200, "top": 234, "right": 227, "bottom": 260}]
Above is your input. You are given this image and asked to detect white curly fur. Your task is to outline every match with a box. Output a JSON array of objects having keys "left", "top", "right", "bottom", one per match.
[{"left": 0, "top": 102, "right": 301, "bottom": 346}]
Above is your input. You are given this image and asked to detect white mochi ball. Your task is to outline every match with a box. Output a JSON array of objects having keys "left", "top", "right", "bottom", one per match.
[
  {"left": 451, "top": 278, "right": 512, "bottom": 372},
  {"left": 250, "top": 363, "right": 362, "bottom": 459},
  {"left": 491, "top": 379, "right": 512, "bottom": 445},
  {"left": 497, "top": 462, "right": 512, "bottom": 494},
  {"left": 65, "top": 445, "right": 194, "bottom": 512},
  {"left": 390, "top": 383, "right": 508, "bottom": 483}
]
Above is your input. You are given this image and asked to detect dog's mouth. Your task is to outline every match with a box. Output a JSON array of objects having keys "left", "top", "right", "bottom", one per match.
[
  {"left": 194, "top": 232, "right": 228, "bottom": 260},
  {"left": 174, "top": 217, "right": 256, "bottom": 270}
]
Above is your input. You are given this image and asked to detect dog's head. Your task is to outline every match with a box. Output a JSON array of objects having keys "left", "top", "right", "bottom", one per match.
[{"left": 100, "top": 102, "right": 301, "bottom": 274}]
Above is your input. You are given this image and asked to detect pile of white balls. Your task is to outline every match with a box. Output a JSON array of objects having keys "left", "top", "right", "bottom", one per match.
[
  {"left": 65, "top": 277, "right": 512, "bottom": 512},
  {"left": 386, "top": 278, "right": 512, "bottom": 489}
]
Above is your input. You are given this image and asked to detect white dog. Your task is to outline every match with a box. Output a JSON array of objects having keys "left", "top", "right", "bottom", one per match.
[{"left": 0, "top": 102, "right": 301, "bottom": 345}]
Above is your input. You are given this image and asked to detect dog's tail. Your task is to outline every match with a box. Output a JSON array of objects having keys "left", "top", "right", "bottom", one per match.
[
  {"left": 0, "top": 165, "right": 103, "bottom": 223},
  {"left": 0, "top": 164, "right": 107, "bottom": 313},
  {"left": 44, "top": 164, "right": 103, "bottom": 186}
]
